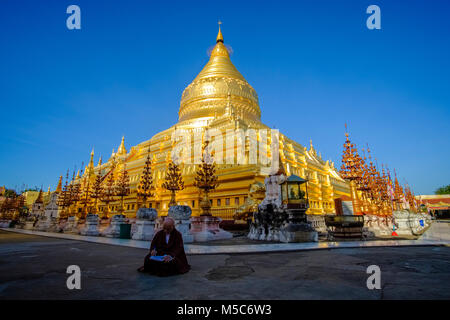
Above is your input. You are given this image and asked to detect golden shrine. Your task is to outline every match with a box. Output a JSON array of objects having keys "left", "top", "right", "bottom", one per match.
[{"left": 65, "top": 26, "right": 352, "bottom": 219}]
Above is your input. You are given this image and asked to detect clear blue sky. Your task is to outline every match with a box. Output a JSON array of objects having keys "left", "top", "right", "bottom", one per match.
[{"left": 0, "top": 0, "right": 449, "bottom": 194}]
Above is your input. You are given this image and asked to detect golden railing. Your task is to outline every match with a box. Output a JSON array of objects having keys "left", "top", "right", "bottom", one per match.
[{"left": 210, "top": 207, "right": 238, "bottom": 220}]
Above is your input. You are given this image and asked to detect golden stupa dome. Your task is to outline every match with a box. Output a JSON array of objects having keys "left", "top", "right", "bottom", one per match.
[{"left": 178, "top": 26, "right": 261, "bottom": 123}]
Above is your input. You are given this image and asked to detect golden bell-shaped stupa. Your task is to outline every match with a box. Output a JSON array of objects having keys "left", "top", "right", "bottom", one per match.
[{"left": 178, "top": 26, "right": 261, "bottom": 124}]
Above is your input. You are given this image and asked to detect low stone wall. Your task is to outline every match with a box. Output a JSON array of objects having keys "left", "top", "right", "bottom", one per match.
[
  {"left": 363, "top": 211, "right": 432, "bottom": 237},
  {"left": 306, "top": 214, "right": 327, "bottom": 235},
  {"left": 0, "top": 220, "right": 11, "bottom": 228},
  {"left": 364, "top": 215, "right": 394, "bottom": 236},
  {"left": 393, "top": 211, "right": 432, "bottom": 236}
]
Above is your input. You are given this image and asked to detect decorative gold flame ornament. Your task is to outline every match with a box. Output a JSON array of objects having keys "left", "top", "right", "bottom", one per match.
[
  {"left": 69, "top": 171, "right": 81, "bottom": 217},
  {"left": 339, "top": 128, "right": 364, "bottom": 215},
  {"left": 136, "top": 151, "right": 154, "bottom": 208},
  {"left": 100, "top": 158, "right": 117, "bottom": 218},
  {"left": 57, "top": 170, "right": 72, "bottom": 218},
  {"left": 340, "top": 127, "right": 413, "bottom": 216},
  {"left": 90, "top": 158, "right": 104, "bottom": 214},
  {"left": 78, "top": 176, "right": 91, "bottom": 218},
  {"left": 162, "top": 161, "right": 185, "bottom": 207},
  {"left": 114, "top": 161, "right": 130, "bottom": 214},
  {"left": 193, "top": 140, "right": 219, "bottom": 216},
  {"left": 358, "top": 148, "right": 372, "bottom": 214}
]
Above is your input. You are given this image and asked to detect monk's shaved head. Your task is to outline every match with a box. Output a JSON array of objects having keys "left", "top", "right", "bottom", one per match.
[
  {"left": 164, "top": 217, "right": 175, "bottom": 226},
  {"left": 163, "top": 217, "right": 175, "bottom": 234}
]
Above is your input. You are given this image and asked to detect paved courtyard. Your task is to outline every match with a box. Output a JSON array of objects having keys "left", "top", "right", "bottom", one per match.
[{"left": 0, "top": 230, "right": 449, "bottom": 300}]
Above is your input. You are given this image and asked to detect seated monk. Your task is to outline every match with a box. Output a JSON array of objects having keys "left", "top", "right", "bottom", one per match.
[{"left": 137, "top": 217, "right": 190, "bottom": 276}]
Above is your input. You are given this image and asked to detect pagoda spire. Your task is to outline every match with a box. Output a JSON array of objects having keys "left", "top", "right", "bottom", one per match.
[
  {"left": 56, "top": 175, "right": 63, "bottom": 193},
  {"left": 117, "top": 136, "right": 127, "bottom": 156},
  {"left": 209, "top": 23, "right": 230, "bottom": 59},
  {"left": 309, "top": 139, "right": 316, "bottom": 155},
  {"left": 35, "top": 188, "right": 43, "bottom": 204},
  {"left": 216, "top": 21, "right": 224, "bottom": 43},
  {"left": 84, "top": 148, "right": 95, "bottom": 176}
]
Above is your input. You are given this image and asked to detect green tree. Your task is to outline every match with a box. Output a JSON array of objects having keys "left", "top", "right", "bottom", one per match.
[
  {"left": 4, "top": 189, "right": 17, "bottom": 198},
  {"left": 23, "top": 187, "right": 39, "bottom": 192},
  {"left": 435, "top": 184, "right": 450, "bottom": 195}
]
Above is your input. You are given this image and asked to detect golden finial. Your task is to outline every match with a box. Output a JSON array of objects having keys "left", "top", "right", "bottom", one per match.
[
  {"left": 98, "top": 156, "right": 102, "bottom": 167},
  {"left": 117, "top": 136, "right": 127, "bottom": 155},
  {"left": 309, "top": 139, "right": 316, "bottom": 154},
  {"left": 87, "top": 148, "right": 95, "bottom": 173},
  {"left": 56, "top": 175, "right": 63, "bottom": 193},
  {"left": 216, "top": 20, "right": 224, "bottom": 43},
  {"left": 35, "top": 188, "right": 44, "bottom": 204}
]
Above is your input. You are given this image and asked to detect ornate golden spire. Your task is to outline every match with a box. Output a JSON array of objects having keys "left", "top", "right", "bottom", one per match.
[
  {"left": 87, "top": 148, "right": 95, "bottom": 174},
  {"left": 179, "top": 24, "right": 260, "bottom": 123},
  {"left": 35, "top": 188, "right": 43, "bottom": 204},
  {"left": 56, "top": 175, "right": 63, "bottom": 193},
  {"left": 340, "top": 127, "right": 364, "bottom": 215},
  {"left": 309, "top": 139, "right": 316, "bottom": 155},
  {"left": 97, "top": 156, "right": 102, "bottom": 167},
  {"left": 216, "top": 21, "right": 223, "bottom": 43},
  {"left": 117, "top": 136, "right": 127, "bottom": 155}
]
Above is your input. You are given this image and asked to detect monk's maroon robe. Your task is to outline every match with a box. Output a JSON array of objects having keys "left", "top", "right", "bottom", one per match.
[{"left": 142, "top": 229, "right": 190, "bottom": 276}]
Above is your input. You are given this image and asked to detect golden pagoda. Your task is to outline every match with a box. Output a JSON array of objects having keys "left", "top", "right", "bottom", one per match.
[
  {"left": 55, "top": 176, "right": 63, "bottom": 194},
  {"left": 71, "top": 25, "right": 350, "bottom": 218},
  {"left": 34, "top": 188, "right": 44, "bottom": 204}
]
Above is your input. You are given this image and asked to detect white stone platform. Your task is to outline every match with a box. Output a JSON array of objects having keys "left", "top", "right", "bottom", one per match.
[{"left": 2, "top": 224, "right": 450, "bottom": 255}]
